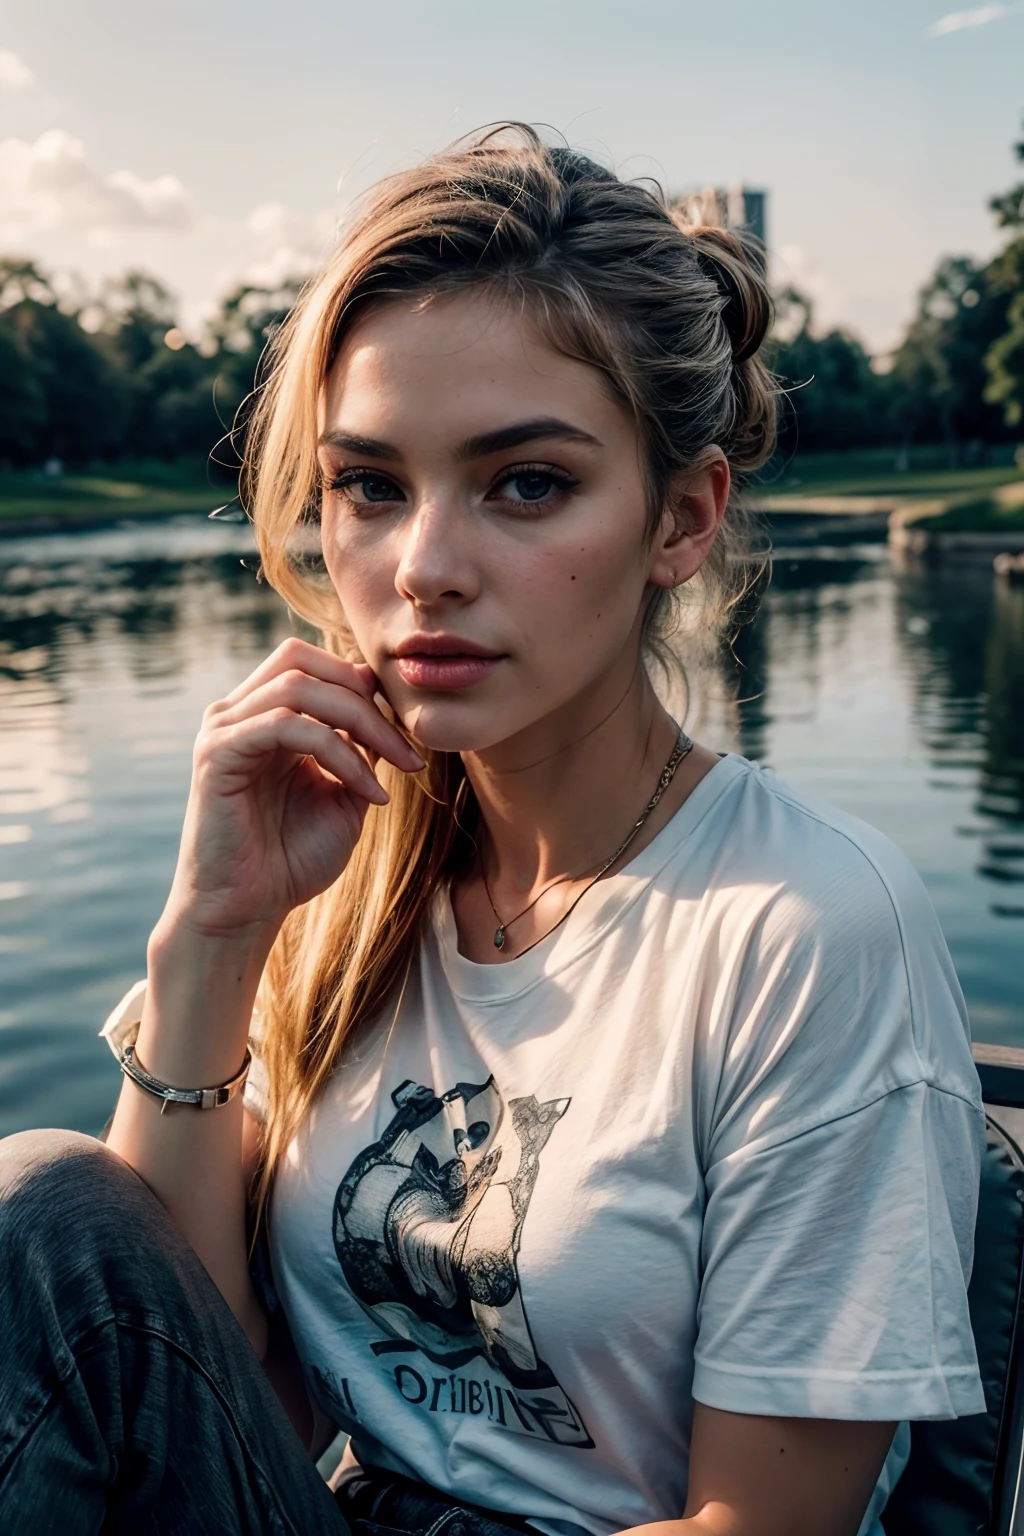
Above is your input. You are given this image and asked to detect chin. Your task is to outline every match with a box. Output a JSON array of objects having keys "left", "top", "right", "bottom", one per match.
[{"left": 396, "top": 696, "right": 525, "bottom": 756}]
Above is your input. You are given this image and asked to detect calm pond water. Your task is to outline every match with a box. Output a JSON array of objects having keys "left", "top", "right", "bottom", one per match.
[{"left": 0, "top": 514, "right": 1022, "bottom": 1139}]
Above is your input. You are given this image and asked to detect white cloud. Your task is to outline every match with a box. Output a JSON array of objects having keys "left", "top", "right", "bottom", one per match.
[
  {"left": 238, "top": 200, "right": 337, "bottom": 288},
  {"left": 0, "top": 130, "right": 197, "bottom": 235},
  {"left": 0, "top": 48, "right": 34, "bottom": 90},
  {"left": 245, "top": 201, "right": 328, "bottom": 247},
  {"left": 927, "top": 3, "right": 1022, "bottom": 36}
]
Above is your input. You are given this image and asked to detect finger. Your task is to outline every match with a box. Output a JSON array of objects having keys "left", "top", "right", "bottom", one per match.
[
  {"left": 215, "top": 672, "right": 423, "bottom": 771},
  {"left": 219, "top": 710, "right": 391, "bottom": 805},
  {"left": 218, "top": 637, "right": 377, "bottom": 712},
  {"left": 352, "top": 665, "right": 418, "bottom": 770},
  {"left": 351, "top": 661, "right": 379, "bottom": 691}
]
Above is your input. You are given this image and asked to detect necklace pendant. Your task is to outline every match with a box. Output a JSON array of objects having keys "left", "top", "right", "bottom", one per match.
[{"left": 493, "top": 925, "right": 506, "bottom": 950}]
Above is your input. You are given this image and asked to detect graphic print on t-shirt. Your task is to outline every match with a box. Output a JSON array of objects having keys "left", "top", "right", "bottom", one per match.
[{"left": 331, "top": 1074, "right": 593, "bottom": 1447}]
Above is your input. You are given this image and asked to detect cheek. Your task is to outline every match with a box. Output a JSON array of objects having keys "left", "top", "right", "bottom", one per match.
[
  {"left": 506, "top": 517, "right": 649, "bottom": 648},
  {"left": 321, "top": 525, "right": 395, "bottom": 642}
]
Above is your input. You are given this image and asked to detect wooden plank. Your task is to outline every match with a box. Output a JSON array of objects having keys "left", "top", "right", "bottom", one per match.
[{"left": 974, "top": 1043, "right": 1024, "bottom": 1070}]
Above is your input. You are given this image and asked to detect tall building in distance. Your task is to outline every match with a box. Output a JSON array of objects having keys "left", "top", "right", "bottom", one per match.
[
  {"left": 724, "top": 186, "right": 767, "bottom": 248},
  {"left": 674, "top": 185, "right": 768, "bottom": 249}
]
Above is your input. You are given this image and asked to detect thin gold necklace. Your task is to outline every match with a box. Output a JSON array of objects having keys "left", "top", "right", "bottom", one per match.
[{"left": 478, "top": 726, "right": 694, "bottom": 955}]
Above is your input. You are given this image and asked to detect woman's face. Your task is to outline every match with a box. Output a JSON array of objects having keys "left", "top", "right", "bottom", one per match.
[{"left": 318, "top": 288, "right": 714, "bottom": 756}]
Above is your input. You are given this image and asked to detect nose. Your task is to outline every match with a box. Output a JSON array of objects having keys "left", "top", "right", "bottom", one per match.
[{"left": 394, "top": 500, "right": 480, "bottom": 608}]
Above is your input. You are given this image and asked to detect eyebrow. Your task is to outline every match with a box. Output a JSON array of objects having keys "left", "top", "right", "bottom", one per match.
[
  {"left": 318, "top": 430, "right": 399, "bottom": 459},
  {"left": 318, "top": 416, "right": 603, "bottom": 463},
  {"left": 455, "top": 418, "right": 604, "bottom": 460}
]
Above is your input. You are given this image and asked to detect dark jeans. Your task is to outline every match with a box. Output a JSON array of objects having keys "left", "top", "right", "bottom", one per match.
[
  {"left": 336, "top": 1468, "right": 537, "bottom": 1536},
  {"left": 0, "top": 1127, "right": 352, "bottom": 1534},
  {"left": 0, "top": 1129, "right": 539, "bottom": 1536}
]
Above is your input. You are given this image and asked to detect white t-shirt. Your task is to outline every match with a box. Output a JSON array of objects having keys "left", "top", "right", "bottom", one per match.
[{"left": 101, "top": 753, "right": 986, "bottom": 1536}]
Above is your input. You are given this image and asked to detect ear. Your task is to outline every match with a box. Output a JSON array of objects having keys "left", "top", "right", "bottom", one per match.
[{"left": 647, "top": 450, "right": 731, "bottom": 590}]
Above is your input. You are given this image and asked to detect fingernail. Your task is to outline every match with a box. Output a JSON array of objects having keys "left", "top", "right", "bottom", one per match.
[
  {"left": 370, "top": 781, "right": 390, "bottom": 805},
  {"left": 408, "top": 750, "right": 426, "bottom": 769}
]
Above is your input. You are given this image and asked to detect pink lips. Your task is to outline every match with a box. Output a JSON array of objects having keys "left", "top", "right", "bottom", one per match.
[
  {"left": 392, "top": 634, "right": 504, "bottom": 692},
  {"left": 395, "top": 656, "right": 501, "bottom": 690}
]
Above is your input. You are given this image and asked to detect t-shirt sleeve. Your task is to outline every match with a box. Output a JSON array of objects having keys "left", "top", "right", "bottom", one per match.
[
  {"left": 98, "top": 976, "right": 270, "bottom": 1126},
  {"left": 691, "top": 829, "right": 986, "bottom": 1422}
]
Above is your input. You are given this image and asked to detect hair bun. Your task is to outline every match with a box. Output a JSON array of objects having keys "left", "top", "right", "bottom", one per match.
[{"left": 673, "top": 218, "right": 773, "bottom": 365}]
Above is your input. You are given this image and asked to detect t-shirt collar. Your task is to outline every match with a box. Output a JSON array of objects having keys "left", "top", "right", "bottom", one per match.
[{"left": 432, "top": 751, "right": 747, "bottom": 1005}]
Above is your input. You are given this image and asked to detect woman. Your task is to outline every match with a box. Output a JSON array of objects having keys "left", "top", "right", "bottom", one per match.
[{"left": 0, "top": 126, "right": 984, "bottom": 1536}]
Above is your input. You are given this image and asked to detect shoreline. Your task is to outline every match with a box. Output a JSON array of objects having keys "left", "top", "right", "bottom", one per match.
[
  {"left": 0, "top": 501, "right": 222, "bottom": 539},
  {"left": 0, "top": 462, "right": 229, "bottom": 538}
]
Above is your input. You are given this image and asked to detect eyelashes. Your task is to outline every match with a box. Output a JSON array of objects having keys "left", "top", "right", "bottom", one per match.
[
  {"left": 322, "top": 463, "right": 581, "bottom": 513},
  {"left": 495, "top": 466, "right": 581, "bottom": 506},
  {"left": 325, "top": 469, "right": 399, "bottom": 505}
]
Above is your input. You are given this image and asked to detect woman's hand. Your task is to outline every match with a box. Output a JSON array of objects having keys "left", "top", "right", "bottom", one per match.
[{"left": 160, "top": 635, "right": 423, "bottom": 944}]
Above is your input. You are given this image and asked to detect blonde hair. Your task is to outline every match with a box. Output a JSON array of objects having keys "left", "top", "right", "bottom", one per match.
[{"left": 243, "top": 124, "right": 776, "bottom": 1234}]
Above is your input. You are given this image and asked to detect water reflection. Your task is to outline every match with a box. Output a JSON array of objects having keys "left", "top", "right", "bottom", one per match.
[
  {"left": 0, "top": 515, "right": 1022, "bottom": 1137},
  {"left": 890, "top": 565, "right": 1024, "bottom": 913},
  {"left": 729, "top": 548, "right": 880, "bottom": 763},
  {"left": 978, "top": 588, "right": 1024, "bottom": 914},
  {"left": 0, "top": 518, "right": 296, "bottom": 1135}
]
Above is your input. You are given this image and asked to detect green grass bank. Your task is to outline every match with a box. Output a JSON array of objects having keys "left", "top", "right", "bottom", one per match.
[
  {"left": 765, "top": 444, "right": 1024, "bottom": 500},
  {"left": 0, "top": 460, "right": 226, "bottom": 532}
]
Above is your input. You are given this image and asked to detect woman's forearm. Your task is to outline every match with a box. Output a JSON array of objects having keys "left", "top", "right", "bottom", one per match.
[{"left": 104, "top": 918, "right": 275, "bottom": 1357}]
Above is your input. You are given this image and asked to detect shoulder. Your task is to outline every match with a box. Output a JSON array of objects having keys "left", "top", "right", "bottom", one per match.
[
  {"left": 677, "top": 758, "right": 981, "bottom": 1149},
  {"left": 693, "top": 755, "right": 925, "bottom": 925},
  {"left": 689, "top": 756, "right": 959, "bottom": 987}
]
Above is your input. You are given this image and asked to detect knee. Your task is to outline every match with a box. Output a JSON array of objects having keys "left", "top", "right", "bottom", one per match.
[
  {"left": 0, "top": 1127, "right": 113, "bottom": 1196},
  {"left": 0, "top": 1128, "right": 146, "bottom": 1254}
]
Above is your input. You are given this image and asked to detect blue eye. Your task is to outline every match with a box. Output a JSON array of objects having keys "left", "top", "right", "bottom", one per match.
[
  {"left": 363, "top": 477, "right": 397, "bottom": 502},
  {"left": 328, "top": 470, "right": 401, "bottom": 506},
  {"left": 494, "top": 465, "right": 579, "bottom": 506},
  {"left": 511, "top": 472, "right": 554, "bottom": 501}
]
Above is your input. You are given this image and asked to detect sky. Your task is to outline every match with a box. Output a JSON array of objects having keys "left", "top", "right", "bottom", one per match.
[{"left": 1, "top": 0, "right": 1023, "bottom": 354}]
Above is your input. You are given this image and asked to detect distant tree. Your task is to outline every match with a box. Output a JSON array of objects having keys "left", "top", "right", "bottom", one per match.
[
  {"left": 0, "top": 313, "right": 47, "bottom": 466},
  {"left": 146, "top": 346, "right": 223, "bottom": 458},
  {"left": 986, "top": 300, "right": 1024, "bottom": 427},
  {"left": 97, "top": 270, "right": 178, "bottom": 373},
  {"left": 0, "top": 258, "right": 308, "bottom": 470},
  {"left": 0, "top": 257, "right": 129, "bottom": 465},
  {"left": 91, "top": 270, "right": 224, "bottom": 457},
  {"left": 0, "top": 259, "right": 60, "bottom": 465},
  {"left": 206, "top": 278, "right": 304, "bottom": 414},
  {"left": 179, "top": 277, "right": 304, "bottom": 475},
  {"left": 984, "top": 115, "right": 1024, "bottom": 427},
  {"left": 0, "top": 257, "right": 62, "bottom": 310},
  {"left": 768, "top": 290, "right": 895, "bottom": 452},
  {"left": 989, "top": 116, "right": 1024, "bottom": 232},
  {"left": 890, "top": 256, "right": 1012, "bottom": 453}
]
